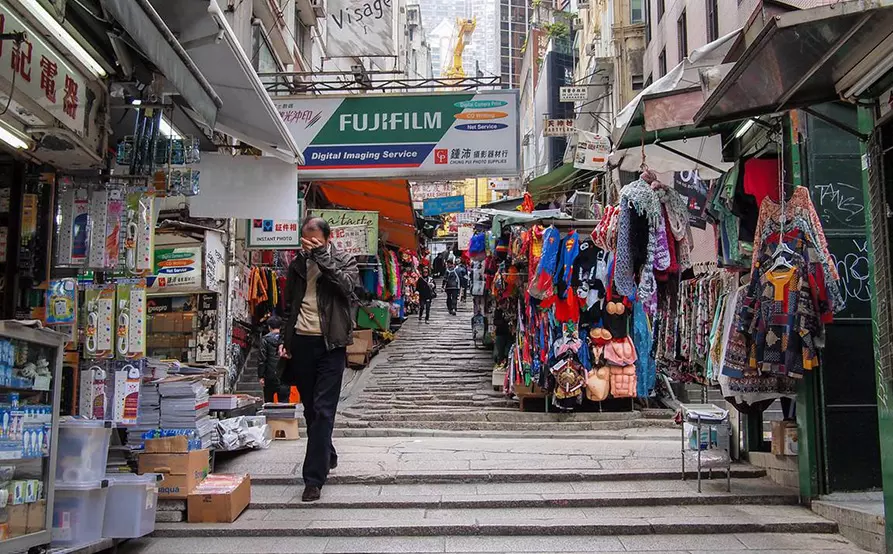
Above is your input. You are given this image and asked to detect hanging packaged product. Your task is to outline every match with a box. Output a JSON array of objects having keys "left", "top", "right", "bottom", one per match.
[
  {"left": 87, "top": 188, "right": 109, "bottom": 269},
  {"left": 56, "top": 187, "right": 89, "bottom": 267},
  {"left": 116, "top": 282, "right": 147, "bottom": 360},
  {"left": 45, "top": 279, "right": 77, "bottom": 326},
  {"left": 123, "top": 193, "right": 155, "bottom": 275},
  {"left": 79, "top": 364, "right": 110, "bottom": 419},
  {"left": 104, "top": 189, "right": 124, "bottom": 269},
  {"left": 83, "top": 285, "right": 115, "bottom": 360},
  {"left": 112, "top": 362, "right": 141, "bottom": 425}
]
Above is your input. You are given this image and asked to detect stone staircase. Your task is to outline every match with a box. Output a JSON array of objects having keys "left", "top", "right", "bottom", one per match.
[
  {"left": 124, "top": 462, "right": 866, "bottom": 553},
  {"left": 234, "top": 340, "right": 262, "bottom": 397}
]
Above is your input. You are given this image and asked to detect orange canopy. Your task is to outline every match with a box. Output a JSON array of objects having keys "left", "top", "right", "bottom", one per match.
[{"left": 316, "top": 180, "right": 419, "bottom": 251}]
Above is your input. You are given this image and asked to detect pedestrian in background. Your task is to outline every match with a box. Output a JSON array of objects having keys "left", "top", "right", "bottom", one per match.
[
  {"left": 258, "top": 316, "right": 289, "bottom": 403},
  {"left": 416, "top": 267, "right": 436, "bottom": 323},
  {"left": 280, "top": 217, "right": 359, "bottom": 503},
  {"left": 443, "top": 260, "right": 462, "bottom": 315}
]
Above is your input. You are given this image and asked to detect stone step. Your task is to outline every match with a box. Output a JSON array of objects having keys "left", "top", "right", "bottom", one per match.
[
  {"left": 338, "top": 411, "right": 645, "bottom": 422},
  {"left": 116, "top": 533, "right": 869, "bottom": 553},
  {"left": 337, "top": 419, "right": 671, "bottom": 431},
  {"left": 247, "top": 479, "right": 799, "bottom": 510},
  {"left": 249, "top": 465, "right": 767, "bottom": 486},
  {"left": 330, "top": 428, "right": 684, "bottom": 439},
  {"left": 151, "top": 504, "right": 837, "bottom": 538}
]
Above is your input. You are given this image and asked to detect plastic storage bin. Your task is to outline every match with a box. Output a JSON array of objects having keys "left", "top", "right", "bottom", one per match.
[
  {"left": 55, "top": 420, "right": 112, "bottom": 483},
  {"left": 52, "top": 480, "right": 109, "bottom": 547},
  {"left": 103, "top": 473, "right": 159, "bottom": 538}
]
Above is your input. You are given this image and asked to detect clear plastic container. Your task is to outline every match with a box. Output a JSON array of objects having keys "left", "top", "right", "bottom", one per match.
[
  {"left": 103, "top": 473, "right": 159, "bottom": 538},
  {"left": 52, "top": 480, "right": 109, "bottom": 547},
  {"left": 55, "top": 420, "right": 112, "bottom": 483}
]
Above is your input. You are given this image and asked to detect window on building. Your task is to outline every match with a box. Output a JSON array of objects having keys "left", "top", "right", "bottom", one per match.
[
  {"left": 645, "top": 0, "right": 652, "bottom": 44},
  {"left": 658, "top": 48, "right": 666, "bottom": 77},
  {"left": 632, "top": 74, "right": 644, "bottom": 90},
  {"left": 657, "top": 0, "right": 665, "bottom": 20},
  {"left": 677, "top": 9, "right": 688, "bottom": 61},
  {"left": 630, "top": 0, "right": 643, "bottom": 23},
  {"left": 706, "top": 0, "right": 718, "bottom": 42}
]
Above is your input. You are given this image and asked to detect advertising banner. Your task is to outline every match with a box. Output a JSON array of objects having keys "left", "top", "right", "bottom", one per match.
[
  {"left": 327, "top": 0, "right": 395, "bottom": 57},
  {"left": 457, "top": 226, "right": 474, "bottom": 251},
  {"left": 310, "top": 209, "right": 379, "bottom": 254},
  {"left": 544, "top": 119, "right": 575, "bottom": 137},
  {"left": 150, "top": 247, "right": 203, "bottom": 290},
  {"left": 330, "top": 225, "right": 369, "bottom": 256},
  {"left": 247, "top": 219, "right": 302, "bottom": 249},
  {"left": 560, "top": 86, "right": 587, "bottom": 102},
  {"left": 422, "top": 195, "right": 465, "bottom": 216},
  {"left": 275, "top": 92, "right": 520, "bottom": 179},
  {"left": 673, "top": 170, "right": 710, "bottom": 230},
  {"left": 574, "top": 130, "right": 610, "bottom": 171}
]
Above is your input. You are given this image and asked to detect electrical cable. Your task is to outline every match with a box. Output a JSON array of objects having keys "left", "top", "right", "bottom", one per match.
[{"left": 0, "top": 41, "right": 21, "bottom": 117}]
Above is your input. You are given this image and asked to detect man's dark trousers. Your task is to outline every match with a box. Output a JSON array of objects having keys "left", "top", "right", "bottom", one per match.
[
  {"left": 287, "top": 334, "right": 345, "bottom": 487},
  {"left": 446, "top": 289, "right": 459, "bottom": 313},
  {"left": 419, "top": 299, "right": 432, "bottom": 321}
]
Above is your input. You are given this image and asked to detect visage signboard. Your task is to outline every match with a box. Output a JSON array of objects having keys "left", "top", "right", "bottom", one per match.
[{"left": 275, "top": 92, "right": 520, "bottom": 179}]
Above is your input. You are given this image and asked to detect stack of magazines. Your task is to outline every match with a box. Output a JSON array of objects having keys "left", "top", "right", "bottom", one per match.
[
  {"left": 158, "top": 376, "right": 213, "bottom": 449},
  {"left": 259, "top": 402, "right": 301, "bottom": 420}
]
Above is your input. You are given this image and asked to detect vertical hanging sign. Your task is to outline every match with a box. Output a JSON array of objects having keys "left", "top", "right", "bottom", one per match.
[{"left": 327, "top": 0, "right": 396, "bottom": 57}]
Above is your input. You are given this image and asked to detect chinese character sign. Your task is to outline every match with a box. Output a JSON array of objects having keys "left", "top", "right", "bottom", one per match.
[
  {"left": 0, "top": 5, "right": 88, "bottom": 135},
  {"left": 246, "top": 219, "right": 302, "bottom": 249},
  {"left": 544, "top": 119, "right": 575, "bottom": 137},
  {"left": 330, "top": 225, "right": 368, "bottom": 257}
]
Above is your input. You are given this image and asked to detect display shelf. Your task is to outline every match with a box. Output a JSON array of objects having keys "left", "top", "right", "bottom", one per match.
[{"left": 0, "top": 321, "right": 65, "bottom": 553}]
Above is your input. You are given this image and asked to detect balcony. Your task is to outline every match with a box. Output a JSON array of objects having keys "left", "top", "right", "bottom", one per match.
[{"left": 296, "top": 0, "right": 325, "bottom": 27}]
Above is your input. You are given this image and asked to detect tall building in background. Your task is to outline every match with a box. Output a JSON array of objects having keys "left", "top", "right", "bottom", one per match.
[
  {"left": 500, "top": 0, "right": 532, "bottom": 87},
  {"left": 418, "top": 0, "right": 500, "bottom": 78}
]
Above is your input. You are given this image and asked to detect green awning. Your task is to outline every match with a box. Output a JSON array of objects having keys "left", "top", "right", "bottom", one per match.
[{"left": 527, "top": 163, "right": 591, "bottom": 203}]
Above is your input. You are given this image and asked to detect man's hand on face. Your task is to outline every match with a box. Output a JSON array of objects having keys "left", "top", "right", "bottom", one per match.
[{"left": 301, "top": 237, "right": 325, "bottom": 252}]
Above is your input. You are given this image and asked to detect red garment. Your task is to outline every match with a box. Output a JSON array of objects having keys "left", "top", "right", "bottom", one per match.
[{"left": 743, "top": 158, "right": 781, "bottom": 207}]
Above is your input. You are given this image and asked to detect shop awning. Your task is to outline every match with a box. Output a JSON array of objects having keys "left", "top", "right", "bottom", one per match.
[
  {"left": 527, "top": 163, "right": 594, "bottom": 203},
  {"left": 317, "top": 180, "right": 419, "bottom": 251},
  {"left": 106, "top": 0, "right": 303, "bottom": 164},
  {"left": 608, "top": 135, "right": 733, "bottom": 180},
  {"left": 694, "top": 0, "right": 893, "bottom": 127},
  {"left": 613, "top": 29, "right": 742, "bottom": 150}
]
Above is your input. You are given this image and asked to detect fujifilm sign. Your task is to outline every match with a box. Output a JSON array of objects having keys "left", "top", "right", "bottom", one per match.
[
  {"left": 338, "top": 112, "right": 443, "bottom": 132},
  {"left": 275, "top": 92, "right": 520, "bottom": 179}
]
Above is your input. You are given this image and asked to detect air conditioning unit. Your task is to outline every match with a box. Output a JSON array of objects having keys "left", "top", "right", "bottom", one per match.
[{"left": 578, "top": 0, "right": 590, "bottom": 8}]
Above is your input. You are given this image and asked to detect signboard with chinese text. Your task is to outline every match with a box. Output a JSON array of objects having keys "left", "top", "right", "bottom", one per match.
[
  {"left": 247, "top": 219, "right": 301, "bottom": 249},
  {"left": 574, "top": 130, "right": 610, "bottom": 171},
  {"left": 544, "top": 119, "right": 575, "bottom": 137},
  {"left": 149, "top": 247, "right": 203, "bottom": 290},
  {"left": 0, "top": 2, "right": 88, "bottom": 135},
  {"left": 560, "top": 86, "right": 587, "bottom": 102},
  {"left": 457, "top": 225, "right": 473, "bottom": 250},
  {"left": 310, "top": 209, "right": 379, "bottom": 254},
  {"left": 422, "top": 195, "right": 465, "bottom": 216},
  {"left": 330, "top": 225, "right": 368, "bottom": 256},
  {"left": 275, "top": 91, "right": 519, "bottom": 179}
]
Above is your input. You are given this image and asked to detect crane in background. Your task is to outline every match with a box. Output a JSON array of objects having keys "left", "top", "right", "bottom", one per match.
[{"left": 443, "top": 18, "right": 476, "bottom": 80}]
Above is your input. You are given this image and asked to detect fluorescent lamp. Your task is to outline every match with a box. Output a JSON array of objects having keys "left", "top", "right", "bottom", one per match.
[
  {"left": 15, "top": 0, "right": 108, "bottom": 78},
  {"left": 131, "top": 99, "right": 142, "bottom": 106},
  {"left": 734, "top": 119, "right": 755, "bottom": 139},
  {"left": 159, "top": 118, "right": 182, "bottom": 139},
  {"left": 0, "top": 121, "right": 29, "bottom": 149}
]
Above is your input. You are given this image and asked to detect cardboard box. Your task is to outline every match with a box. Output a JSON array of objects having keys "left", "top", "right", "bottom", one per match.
[
  {"left": 7, "top": 504, "right": 28, "bottom": 537},
  {"left": 144, "top": 435, "right": 190, "bottom": 453},
  {"left": 346, "top": 338, "right": 370, "bottom": 355},
  {"left": 187, "top": 475, "right": 250, "bottom": 523},
  {"left": 139, "top": 449, "right": 209, "bottom": 499},
  {"left": 267, "top": 418, "right": 300, "bottom": 440},
  {"left": 354, "top": 330, "right": 373, "bottom": 351},
  {"left": 26, "top": 500, "right": 46, "bottom": 533},
  {"left": 771, "top": 421, "right": 799, "bottom": 456},
  {"left": 347, "top": 352, "right": 370, "bottom": 367}
]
